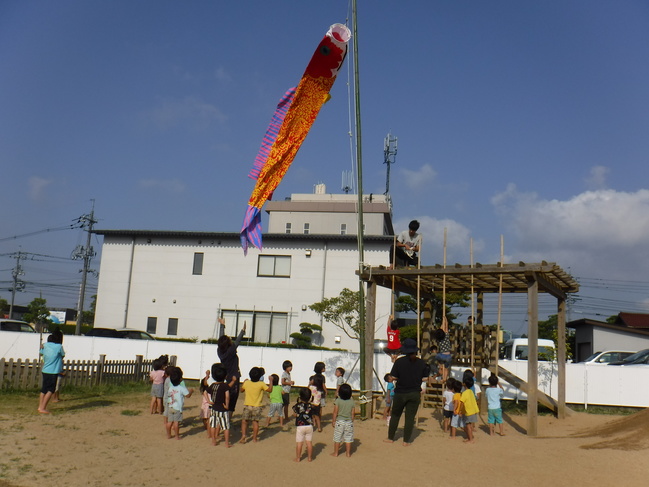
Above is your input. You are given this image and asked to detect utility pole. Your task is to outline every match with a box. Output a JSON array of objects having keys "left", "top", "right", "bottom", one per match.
[
  {"left": 73, "top": 201, "right": 97, "bottom": 335},
  {"left": 383, "top": 132, "right": 398, "bottom": 195},
  {"left": 9, "top": 251, "right": 26, "bottom": 319}
]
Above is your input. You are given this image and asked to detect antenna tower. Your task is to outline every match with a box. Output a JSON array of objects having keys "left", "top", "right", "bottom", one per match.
[{"left": 383, "top": 132, "right": 398, "bottom": 195}]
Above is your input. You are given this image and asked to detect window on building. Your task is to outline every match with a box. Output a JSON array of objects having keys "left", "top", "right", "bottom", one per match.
[
  {"left": 221, "top": 310, "right": 289, "bottom": 344},
  {"left": 340, "top": 223, "right": 347, "bottom": 235},
  {"left": 146, "top": 316, "right": 157, "bottom": 334},
  {"left": 167, "top": 318, "right": 178, "bottom": 336},
  {"left": 285, "top": 222, "right": 292, "bottom": 234},
  {"left": 192, "top": 252, "right": 204, "bottom": 275},
  {"left": 303, "top": 223, "right": 310, "bottom": 235},
  {"left": 257, "top": 255, "right": 291, "bottom": 277}
]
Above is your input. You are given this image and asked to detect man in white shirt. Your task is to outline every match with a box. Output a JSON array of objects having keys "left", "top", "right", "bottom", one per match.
[{"left": 389, "top": 220, "right": 422, "bottom": 268}]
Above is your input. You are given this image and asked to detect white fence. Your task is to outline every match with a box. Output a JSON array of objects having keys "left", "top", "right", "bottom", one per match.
[
  {"left": 0, "top": 332, "right": 393, "bottom": 392},
  {"left": 3, "top": 332, "right": 648, "bottom": 407},
  {"left": 490, "top": 360, "right": 649, "bottom": 409}
]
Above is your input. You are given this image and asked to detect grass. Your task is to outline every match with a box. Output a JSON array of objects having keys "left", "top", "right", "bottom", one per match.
[
  {"left": 121, "top": 409, "right": 142, "bottom": 416},
  {"left": 0, "top": 382, "right": 150, "bottom": 416}
]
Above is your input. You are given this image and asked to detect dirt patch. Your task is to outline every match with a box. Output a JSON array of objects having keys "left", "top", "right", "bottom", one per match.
[
  {"left": 570, "top": 408, "right": 649, "bottom": 450},
  {"left": 1, "top": 392, "right": 647, "bottom": 487}
]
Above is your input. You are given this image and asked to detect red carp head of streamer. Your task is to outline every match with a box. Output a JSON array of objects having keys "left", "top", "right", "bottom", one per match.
[{"left": 305, "top": 23, "right": 351, "bottom": 79}]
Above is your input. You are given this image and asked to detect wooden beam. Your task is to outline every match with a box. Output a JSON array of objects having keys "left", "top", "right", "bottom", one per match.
[
  {"left": 527, "top": 274, "right": 539, "bottom": 437},
  {"left": 557, "top": 298, "right": 567, "bottom": 419},
  {"left": 534, "top": 272, "right": 567, "bottom": 300}
]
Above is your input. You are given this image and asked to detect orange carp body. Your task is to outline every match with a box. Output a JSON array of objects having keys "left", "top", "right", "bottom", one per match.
[{"left": 240, "top": 23, "right": 351, "bottom": 254}]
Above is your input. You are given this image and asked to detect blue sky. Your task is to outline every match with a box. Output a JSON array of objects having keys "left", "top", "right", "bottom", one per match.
[{"left": 2, "top": 1, "right": 649, "bottom": 334}]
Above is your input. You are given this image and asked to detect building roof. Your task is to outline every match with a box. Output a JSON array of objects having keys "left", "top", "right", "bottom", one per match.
[
  {"left": 616, "top": 312, "right": 649, "bottom": 329},
  {"left": 93, "top": 229, "right": 393, "bottom": 243},
  {"left": 362, "top": 261, "right": 579, "bottom": 299},
  {"left": 567, "top": 318, "right": 649, "bottom": 337}
]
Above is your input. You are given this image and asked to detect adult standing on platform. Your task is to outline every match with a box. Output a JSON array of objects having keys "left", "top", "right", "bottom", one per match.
[
  {"left": 217, "top": 318, "right": 246, "bottom": 417},
  {"left": 384, "top": 338, "right": 430, "bottom": 446},
  {"left": 390, "top": 220, "right": 422, "bottom": 268}
]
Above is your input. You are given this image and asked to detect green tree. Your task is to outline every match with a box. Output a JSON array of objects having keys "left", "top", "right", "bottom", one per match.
[
  {"left": 0, "top": 297, "right": 8, "bottom": 317},
  {"left": 537, "top": 314, "right": 574, "bottom": 360},
  {"left": 81, "top": 294, "right": 97, "bottom": 326},
  {"left": 290, "top": 322, "right": 323, "bottom": 348},
  {"left": 310, "top": 288, "right": 362, "bottom": 340},
  {"left": 23, "top": 297, "right": 52, "bottom": 332},
  {"left": 394, "top": 292, "right": 469, "bottom": 327}
]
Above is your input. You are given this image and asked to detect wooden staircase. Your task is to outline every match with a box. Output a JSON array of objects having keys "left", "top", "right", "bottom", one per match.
[{"left": 423, "top": 380, "right": 444, "bottom": 409}]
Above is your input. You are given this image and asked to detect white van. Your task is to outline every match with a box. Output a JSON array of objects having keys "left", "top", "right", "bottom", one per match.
[{"left": 499, "top": 338, "right": 555, "bottom": 361}]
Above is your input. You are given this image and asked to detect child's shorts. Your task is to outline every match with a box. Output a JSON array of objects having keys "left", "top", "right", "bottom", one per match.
[
  {"left": 451, "top": 414, "right": 465, "bottom": 429},
  {"left": 151, "top": 383, "right": 163, "bottom": 398},
  {"left": 200, "top": 400, "right": 210, "bottom": 419},
  {"left": 333, "top": 419, "right": 354, "bottom": 443},
  {"left": 296, "top": 425, "right": 314, "bottom": 442},
  {"left": 168, "top": 408, "right": 183, "bottom": 422},
  {"left": 210, "top": 410, "right": 230, "bottom": 430},
  {"left": 310, "top": 404, "right": 321, "bottom": 416},
  {"left": 282, "top": 392, "right": 290, "bottom": 406},
  {"left": 268, "top": 402, "right": 285, "bottom": 418},
  {"left": 443, "top": 409, "right": 453, "bottom": 419},
  {"left": 465, "top": 414, "right": 478, "bottom": 424},
  {"left": 488, "top": 408, "right": 503, "bottom": 424},
  {"left": 242, "top": 405, "right": 263, "bottom": 422},
  {"left": 437, "top": 352, "right": 452, "bottom": 367}
]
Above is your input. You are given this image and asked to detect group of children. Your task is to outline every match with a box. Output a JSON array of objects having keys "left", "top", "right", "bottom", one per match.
[
  {"left": 381, "top": 366, "right": 506, "bottom": 443},
  {"left": 440, "top": 369, "right": 505, "bottom": 442},
  {"left": 150, "top": 357, "right": 355, "bottom": 460}
]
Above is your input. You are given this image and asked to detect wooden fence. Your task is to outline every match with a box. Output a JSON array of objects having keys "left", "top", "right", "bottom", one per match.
[{"left": 0, "top": 354, "right": 154, "bottom": 390}]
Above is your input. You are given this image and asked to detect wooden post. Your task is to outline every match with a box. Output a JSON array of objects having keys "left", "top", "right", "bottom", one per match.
[
  {"left": 527, "top": 275, "right": 539, "bottom": 436},
  {"left": 557, "top": 298, "right": 567, "bottom": 419},
  {"left": 97, "top": 354, "right": 106, "bottom": 386},
  {"left": 135, "top": 355, "right": 144, "bottom": 382},
  {"left": 364, "top": 280, "right": 377, "bottom": 419}
]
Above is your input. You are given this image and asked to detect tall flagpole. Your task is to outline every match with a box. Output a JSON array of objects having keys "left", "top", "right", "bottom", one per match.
[{"left": 351, "top": 0, "right": 368, "bottom": 408}]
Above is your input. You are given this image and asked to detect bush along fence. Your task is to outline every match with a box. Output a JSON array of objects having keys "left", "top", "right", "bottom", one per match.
[{"left": 0, "top": 354, "right": 162, "bottom": 391}]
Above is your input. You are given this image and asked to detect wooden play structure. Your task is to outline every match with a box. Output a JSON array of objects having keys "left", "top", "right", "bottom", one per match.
[{"left": 358, "top": 260, "right": 579, "bottom": 436}]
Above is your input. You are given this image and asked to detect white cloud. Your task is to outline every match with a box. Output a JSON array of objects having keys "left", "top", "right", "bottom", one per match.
[
  {"left": 214, "top": 66, "right": 232, "bottom": 83},
  {"left": 400, "top": 164, "right": 437, "bottom": 192},
  {"left": 139, "top": 179, "right": 186, "bottom": 193},
  {"left": 28, "top": 177, "right": 53, "bottom": 200},
  {"left": 585, "top": 165, "right": 610, "bottom": 190},
  {"left": 145, "top": 96, "right": 227, "bottom": 130},
  {"left": 491, "top": 184, "right": 649, "bottom": 279}
]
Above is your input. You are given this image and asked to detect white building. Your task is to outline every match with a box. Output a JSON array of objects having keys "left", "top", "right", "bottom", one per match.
[{"left": 93, "top": 188, "right": 395, "bottom": 351}]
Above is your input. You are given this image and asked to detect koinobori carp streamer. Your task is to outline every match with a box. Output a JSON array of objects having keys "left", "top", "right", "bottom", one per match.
[{"left": 240, "top": 23, "right": 351, "bottom": 254}]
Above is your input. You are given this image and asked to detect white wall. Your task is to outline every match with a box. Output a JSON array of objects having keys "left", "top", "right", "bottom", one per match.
[
  {"left": 94, "top": 234, "right": 393, "bottom": 351},
  {"left": 1, "top": 332, "right": 393, "bottom": 391},
  {"left": 494, "top": 360, "right": 649, "bottom": 408},
  {"left": 4, "top": 332, "right": 648, "bottom": 407}
]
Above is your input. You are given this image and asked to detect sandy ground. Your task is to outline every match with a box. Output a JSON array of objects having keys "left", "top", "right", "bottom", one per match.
[{"left": 1, "top": 391, "right": 648, "bottom": 487}]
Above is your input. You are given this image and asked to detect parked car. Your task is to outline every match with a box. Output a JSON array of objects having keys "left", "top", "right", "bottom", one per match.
[
  {"left": 499, "top": 338, "right": 556, "bottom": 361},
  {"left": 608, "top": 349, "right": 649, "bottom": 366},
  {"left": 85, "top": 328, "right": 155, "bottom": 340},
  {"left": 581, "top": 350, "right": 635, "bottom": 365},
  {"left": 0, "top": 319, "right": 36, "bottom": 332}
]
